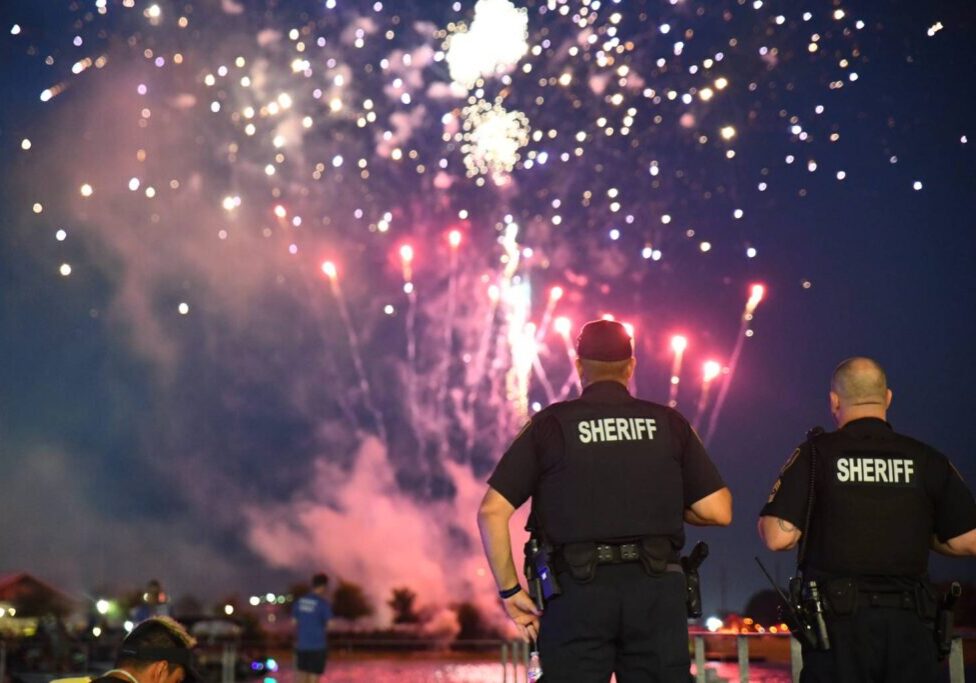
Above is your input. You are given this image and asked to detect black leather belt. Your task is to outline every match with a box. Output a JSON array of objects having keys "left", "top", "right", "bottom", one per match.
[
  {"left": 596, "top": 542, "right": 641, "bottom": 563},
  {"left": 594, "top": 543, "right": 683, "bottom": 573},
  {"left": 856, "top": 590, "right": 918, "bottom": 610}
]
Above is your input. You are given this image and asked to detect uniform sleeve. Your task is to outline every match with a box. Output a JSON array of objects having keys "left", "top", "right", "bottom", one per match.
[
  {"left": 759, "top": 444, "right": 810, "bottom": 527},
  {"left": 669, "top": 410, "right": 726, "bottom": 506},
  {"left": 932, "top": 457, "right": 976, "bottom": 542},
  {"left": 487, "top": 415, "right": 546, "bottom": 508}
]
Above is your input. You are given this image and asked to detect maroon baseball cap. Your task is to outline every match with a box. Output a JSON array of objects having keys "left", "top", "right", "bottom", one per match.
[{"left": 576, "top": 320, "right": 633, "bottom": 361}]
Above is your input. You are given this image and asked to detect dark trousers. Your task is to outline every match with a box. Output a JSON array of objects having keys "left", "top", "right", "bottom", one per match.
[
  {"left": 800, "top": 607, "right": 940, "bottom": 683},
  {"left": 537, "top": 563, "right": 689, "bottom": 683}
]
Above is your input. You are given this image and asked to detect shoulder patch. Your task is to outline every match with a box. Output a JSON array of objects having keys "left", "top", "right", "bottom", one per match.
[
  {"left": 779, "top": 447, "right": 802, "bottom": 475},
  {"left": 767, "top": 478, "right": 782, "bottom": 504}
]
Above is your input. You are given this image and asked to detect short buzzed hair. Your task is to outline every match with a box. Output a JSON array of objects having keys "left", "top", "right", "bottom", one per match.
[
  {"left": 579, "top": 358, "right": 632, "bottom": 384},
  {"left": 830, "top": 357, "right": 888, "bottom": 405}
]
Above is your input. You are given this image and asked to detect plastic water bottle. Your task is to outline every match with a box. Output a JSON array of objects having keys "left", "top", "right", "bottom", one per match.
[{"left": 527, "top": 649, "right": 543, "bottom": 682}]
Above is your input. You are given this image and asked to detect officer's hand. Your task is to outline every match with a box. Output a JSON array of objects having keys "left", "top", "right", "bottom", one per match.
[{"left": 503, "top": 589, "right": 541, "bottom": 642}]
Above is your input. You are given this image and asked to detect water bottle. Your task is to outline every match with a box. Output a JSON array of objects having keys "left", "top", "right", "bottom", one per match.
[{"left": 527, "top": 649, "right": 543, "bottom": 682}]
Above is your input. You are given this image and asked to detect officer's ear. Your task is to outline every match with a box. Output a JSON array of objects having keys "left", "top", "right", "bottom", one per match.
[
  {"left": 885, "top": 388, "right": 892, "bottom": 409},
  {"left": 829, "top": 391, "right": 841, "bottom": 414},
  {"left": 625, "top": 357, "right": 636, "bottom": 379}
]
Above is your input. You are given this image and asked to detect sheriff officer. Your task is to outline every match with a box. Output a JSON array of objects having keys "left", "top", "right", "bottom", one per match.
[
  {"left": 759, "top": 357, "right": 976, "bottom": 682},
  {"left": 478, "top": 320, "right": 732, "bottom": 682}
]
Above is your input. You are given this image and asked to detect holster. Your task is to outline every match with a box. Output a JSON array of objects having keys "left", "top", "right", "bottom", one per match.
[{"left": 525, "top": 537, "right": 562, "bottom": 609}]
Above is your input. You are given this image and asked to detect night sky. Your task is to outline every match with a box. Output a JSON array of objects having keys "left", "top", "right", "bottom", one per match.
[{"left": 1, "top": 0, "right": 974, "bottom": 621}]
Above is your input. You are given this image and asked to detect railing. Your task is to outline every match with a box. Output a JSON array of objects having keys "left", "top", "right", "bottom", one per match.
[
  {"left": 500, "top": 633, "right": 969, "bottom": 683},
  {"left": 0, "top": 633, "right": 967, "bottom": 683}
]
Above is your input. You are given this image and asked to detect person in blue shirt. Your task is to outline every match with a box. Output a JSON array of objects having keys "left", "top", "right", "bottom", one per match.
[{"left": 292, "top": 573, "right": 333, "bottom": 683}]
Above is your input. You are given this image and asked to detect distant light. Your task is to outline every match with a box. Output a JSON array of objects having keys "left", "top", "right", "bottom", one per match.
[
  {"left": 912, "top": 180, "right": 923, "bottom": 191},
  {"left": 554, "top": 316, "right": 572, "bottom": 336},
  {"left": 265, "top": 593, "right": 276, "bottom": 602},
  {"left": 641, "top": 246, "right": 653, "bottom": 259},
  {"left": 531, "top": 401, "right": 542, "bottom": 412},
  {"left": 33, "top": 203, "right": 44, "bottom": 214},
  {"left": 699, "top": 242, "right": 712, "bottom": 253},
  {"left": 92, "top": 626, "right": 103, "bottom": 638},
  {"left": 720, "top": 125, "right": 736, "bottom": 140},
  {"left": 249, "top": 596, "right": 261, "bottom": 606},
  {"left": 403, "top": 282, "right": 414, "bottom": 294},
  {"left": 123, "top": 621, "right": 134, "bottom": 633},
  {"left": 224, "top": 604, "right": 234, "bottom": 615},
  {"left": 96, "top": 599, "right": 110, "bottom": 615},
  {"left": 178, "top": 302, "right": 189, "bottom": 315},
  {"left": 448, "top": 230, "right": 462, "bottom": 248},
  {"left": 705, "top": 617, "right": 723, "bottom": 632},
  {"left": 609, "top": 228, "right": 620, "bottom": 240},
  {"left": 749, "top": 283, "right": 765, "bottom": 303},
  {"left": 80, "top": 183, "right": 94, "bottom": 197},
  {"left": 703, "top": 361, "right": 721, "bottom": 383},
  {"left": 321, "top": 262, "right": 337, "bottom": 279},
  {"left": 21, "top": 138, "right": 31, "bottom": 150},
  {"left": 60, "top": 263, "right": 72, "bottom": 277},
  {"left": 332, "top": 155, "right": 343, "bottom": 167},
  {"left": 671, "top": 335, "right": 688, "bottom": 353},
  {"left": 833, "top": 9, "right": 845, "bottom": 20},
  {"left": 265, "top": 658, "right": 279, "bottom": 673},
  {"left": 147, "top": 4, "right": 161, "bottom": 18},
  {"left": 746, "top": 247, "right": 757, "bottom": 258},
  {"left": 56, "top": 229, "right": 67, "bottom": 241},
  {"left": 11, "top": 24, "right": 22, "bottom": 35},
  {"left": 733, "top": 209, "right": 743, "bottom": 219},
  {"left": 836, "top": 171, "right": 846, "bottom": 180},
  {"left": 549, "top": 286, "right": 563, "bottom": 301},
  {"left": 129, "top": 177, "right": 142, "bottom": 191},
  {"left": 399, "top": 244, "right": 414, "bottom": 262},
  {"left": 384, "top": 304, "right": 395, "bottom": 315}
]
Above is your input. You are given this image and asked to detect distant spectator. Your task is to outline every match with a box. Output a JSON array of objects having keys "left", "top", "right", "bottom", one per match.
[
  {"left": 131, "top": 579, "right": 171, "bottom": 622},
  {"left": 292, "top": 573, "right": 333, "bottom": 683}
]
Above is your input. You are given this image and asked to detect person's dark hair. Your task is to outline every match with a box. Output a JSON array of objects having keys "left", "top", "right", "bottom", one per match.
[
  {"left": 116, "top": 617, "right": 195, "bottom": 671},
  {"left": 312, "top": 573, "right": 329, "bottom": 588},
  {"left": 830, "top": 357, "right": 888, "bottom": 405},
  {"left": 579, "top": 358, "right": 632, "bottom": 384}
]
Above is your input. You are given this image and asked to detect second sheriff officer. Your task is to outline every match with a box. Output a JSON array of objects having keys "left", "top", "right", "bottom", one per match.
[{"left": 478, "top": 319, "right": 733, "bottom": 682}]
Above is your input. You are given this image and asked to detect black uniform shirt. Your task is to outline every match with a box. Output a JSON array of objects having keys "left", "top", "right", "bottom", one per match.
[
  {"left": 761, "top": 417, "right": 976, "bottom": 577},
  {"left": 488, "top": 381, "right": 725, "bottom": 547}
]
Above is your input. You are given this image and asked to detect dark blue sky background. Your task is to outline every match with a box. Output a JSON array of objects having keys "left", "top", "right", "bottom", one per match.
[{"left": 1, "top": 0, "right": 974, "bottom": 614}]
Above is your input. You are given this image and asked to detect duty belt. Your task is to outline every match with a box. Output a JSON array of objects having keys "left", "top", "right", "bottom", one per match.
[
  {"left": 856, "top": 590, "right": 918, "bottom": 610},
  {"left": 592, "top": 542, "right": 682, "bottom": 573}
]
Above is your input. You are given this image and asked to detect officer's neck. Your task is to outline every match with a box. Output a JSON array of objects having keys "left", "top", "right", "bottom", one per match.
[
  {"left": 835, "top": 404, "right": 887, "bottom": 428},
  {"left": 582, "top": 377, "right": 630, "bottom": 390}
]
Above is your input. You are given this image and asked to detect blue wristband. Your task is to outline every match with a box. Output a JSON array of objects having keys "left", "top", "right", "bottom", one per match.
[{"left": 499, "top": 584, "right": 522, "bottom": 599}]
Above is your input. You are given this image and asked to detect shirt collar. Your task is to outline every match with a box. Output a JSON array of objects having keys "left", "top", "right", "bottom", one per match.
[
  {"left": 581, "top": 380, "right": 632, "bottom": 400},
  {"left": 840, "top": 416, "right": 893, "bottom": 436}
]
